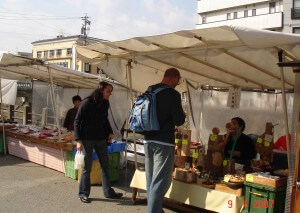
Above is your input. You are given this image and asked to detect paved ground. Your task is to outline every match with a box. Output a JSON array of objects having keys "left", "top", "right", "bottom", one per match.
[{"left": 0, "top": 154, "right": 178, "bottom": 213}]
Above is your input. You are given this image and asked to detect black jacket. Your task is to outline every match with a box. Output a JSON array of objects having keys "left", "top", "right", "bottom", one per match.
[
  {"left": 74, "top": 98, "right": 113, "bottom": 141},
  {"left": 63, "top": 107, "right": 78, "bottom": 131},
  {"left": 224, "top": 133, "right": 256, "bottom": 166},
  {"left": 144, "top": 83, "right": 185, "bottom": 144}
]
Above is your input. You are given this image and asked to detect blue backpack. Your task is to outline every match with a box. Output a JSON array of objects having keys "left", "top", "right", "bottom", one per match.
[{"left": 129, "top": 85, "right": 170, "bottom": 133}]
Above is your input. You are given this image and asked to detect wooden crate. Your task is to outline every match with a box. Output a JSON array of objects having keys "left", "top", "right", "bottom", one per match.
[
  {"left": 215, "top": 183, "right": 243, "bottom": 196},
  {"left": 245, "top": 174, "right": 287, "bottom": 188}
]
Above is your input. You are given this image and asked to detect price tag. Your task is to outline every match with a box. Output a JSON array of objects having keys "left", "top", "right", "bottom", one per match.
[
  {"left": 182, "top": 139, "right": 188, "bottom": 145},
  {"left": 264, "top": 140, "right": 270, "bottom": 147},
  {"left": 192, "top": 152, "right": 199, "bottom": 159},
  {"left": 223, "top": 160, "right": 228, "bottom": 166},
  {"left": 224, "top": 176, "right": 230, "bottom": 182},
  {"left": 257, "top": 137, "right": 263, "bottom": 143},
  {"left": 210, "top": 134, "right": 217, "bottom": 141},
  {"left": 246, "top": 174, "right": 254, "bottom": 182},
  {"left": 265, "top": 134, "right": 273, "bottom": 142},
  {"left": 175, "top": 139, "right": 179, "bottom": 144}
]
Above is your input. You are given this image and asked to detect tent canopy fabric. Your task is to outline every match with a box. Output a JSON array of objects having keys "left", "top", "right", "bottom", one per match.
[
  {"left": 0, "top": 52, "right": 102, "bottom": 89},
  {"left": 76, "top": 26, "right": 300, "bottom": 92}
]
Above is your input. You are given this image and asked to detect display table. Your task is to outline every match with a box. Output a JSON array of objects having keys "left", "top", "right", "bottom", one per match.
[
  {"left": 130, "top": 169, "right": 244, "bottom": 213},
  {"left": 5, "top": 130, "right": 73, "bottom": 173}
]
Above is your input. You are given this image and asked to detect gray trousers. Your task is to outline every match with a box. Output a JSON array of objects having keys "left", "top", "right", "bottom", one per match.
[
  {"left": 145, "top": 142, "right": 175, "bottom": 213},
  {"left": 79, "top": 140, "right": 114, "bottom": 198}
]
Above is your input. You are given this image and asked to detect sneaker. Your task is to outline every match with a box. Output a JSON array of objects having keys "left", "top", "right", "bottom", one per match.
[
  {"left": 79, "top": 195, "right": 90, "bottom": 203},
  {"left": 105, "top": 192, "right": 123, "bottom": 199}
]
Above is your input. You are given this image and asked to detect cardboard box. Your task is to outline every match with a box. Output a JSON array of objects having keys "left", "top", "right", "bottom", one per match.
[
  {"left": 215, "top": 183, "right": 243, "bottom": 196},
  {"left": 256, "top": 123, "right": 274, "bottom": 162},
  {"left": 174, "top": 155, "right": 188, "bottom": 168}
]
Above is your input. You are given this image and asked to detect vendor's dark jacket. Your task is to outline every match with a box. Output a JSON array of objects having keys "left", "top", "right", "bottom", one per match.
[
  {"left": 63, "top": 107, "right": 78, "bottom": 131},
  {"left": 74, "top": 98, "right": 113, "bottom": 141},
  {"left": 144, "top": 83, "right": 186, "bottom": 145},
  {"left": 224, "top": 133, "right": 256, "bottom": 165}
]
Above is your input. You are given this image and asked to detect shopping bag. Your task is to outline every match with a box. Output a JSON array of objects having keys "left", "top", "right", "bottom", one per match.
[{"left": 74, "top": 150, "right": 85, "bottom": 169}]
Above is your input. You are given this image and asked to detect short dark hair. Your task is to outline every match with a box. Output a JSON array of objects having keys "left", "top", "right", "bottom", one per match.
[
  {"left": 72, "top": 95, "right": 82, "bottom": 103},
  {"left": 164, "top": 68, "right": 180, "bottom": 78},
  {"left": 232, "top": 117, "right": 246, "bottom": 132}
]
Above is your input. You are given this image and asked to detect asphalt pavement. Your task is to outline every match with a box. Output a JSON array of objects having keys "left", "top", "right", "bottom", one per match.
[{"left": 0, "top": 154, "right": 178, "bottom": 213}]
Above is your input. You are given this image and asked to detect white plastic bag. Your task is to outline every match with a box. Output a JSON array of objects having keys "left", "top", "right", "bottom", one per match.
[{"left": 74, "top": 150, "right": 85, "bottom": 169}]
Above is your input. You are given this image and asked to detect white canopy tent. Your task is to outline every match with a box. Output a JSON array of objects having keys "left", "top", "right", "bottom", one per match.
[
  {"left": 76, "top": 26, "right": 300, "bottom": 212},
  {"left": 0, "top": 52, "right": 101, "bottom": 89},
  {"left": 77, "top": 26, "right": 299, "bottom": 92}
]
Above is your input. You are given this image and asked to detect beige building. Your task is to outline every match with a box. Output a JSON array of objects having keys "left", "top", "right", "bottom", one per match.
[{"left": 32, "top": 35, "right": 105, "bottom": 75}]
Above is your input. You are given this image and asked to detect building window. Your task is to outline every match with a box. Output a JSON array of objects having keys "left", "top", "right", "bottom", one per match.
[
  {"left": 252, "top": 9, "right": 256, "bottom": 16},
  {"left": 234, "top": 12, "right": 238, "bottom": 19},
  {"left": 49, "top": 50, "right": 55, "bottom": 57},
  {"left": 244, "top": 10, "right": 248, "bottom": 17},
  {"left": 55, "top": 62, "right": 68, "bottom": 68},
  {"left": 227, "top": 13, "right": 231, "bottom": 20},
  {"left": 269, "top": 2, "right": 276, "bottom": 13},
  {"left": 84, "top": 63, "right": 91, "bottom": 73},
  {"left": 37, "top": 51, "right": 42, "bottom": 58},
  {"left": 67, "top": 48, "right": 72, "bottom": 55},
  {"left": 202, "top": 16, "right": 206, "bottom": 24},
  {"left": 44, "top": 51, "right": 48, "bottom": 58},
  {"left": 292, "top": 1, "right": 300, "bottom": 19},
  {"left": 56, "top": 49, "right": 62, "bottom": 57},
  {"left": 293, "top": 27, "right": 300, "bottom": 34}
]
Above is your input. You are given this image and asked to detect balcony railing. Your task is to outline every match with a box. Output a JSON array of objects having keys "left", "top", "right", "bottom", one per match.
[{"left": 197, "top": 12, "right": 283, "bottom": 30}]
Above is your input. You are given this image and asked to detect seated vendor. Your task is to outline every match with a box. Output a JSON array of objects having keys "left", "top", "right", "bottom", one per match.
[
  {"left": 63, "top": 95, "right": 81, "bottom": 131},
  {"left": 224, "top": 117, "right": 256, "bottom": 166}
]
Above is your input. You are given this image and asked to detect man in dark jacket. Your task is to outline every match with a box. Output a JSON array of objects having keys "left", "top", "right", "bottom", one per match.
[
  {"left": 63, "top": 95, "right": 81, "bottom": 131},
  {"left": 144, "top": 68, "right": 186, "bottom": 213}
]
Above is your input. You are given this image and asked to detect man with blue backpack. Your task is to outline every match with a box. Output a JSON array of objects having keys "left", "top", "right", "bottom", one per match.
[{"left": 130, "top": 67, "right": 185, "bottom": 213}]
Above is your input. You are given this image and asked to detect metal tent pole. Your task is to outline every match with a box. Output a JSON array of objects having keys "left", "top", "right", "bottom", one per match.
[
  {"left": 0, "top": 77, "right": 6, "bottom": 155},
  {"left": 47, "top": 66, "right": 65, "bottom": 175}
]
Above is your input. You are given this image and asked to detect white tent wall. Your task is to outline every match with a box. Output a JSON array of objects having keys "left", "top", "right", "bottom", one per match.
[
  {"left": 32, "top": 81, "right": 130, "bottom": 139},
  {"left": 0, "top": 79, "right": 17, "bottom": 105},
  {"left": 187, "top": 87, "right": 293, "bottom": 145},
  {"left": 32, "top": 81, "right": 63, "bottom": 127}
]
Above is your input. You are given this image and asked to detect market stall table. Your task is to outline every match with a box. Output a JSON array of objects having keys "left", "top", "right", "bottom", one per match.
[
  {"left": 130, "top": 169, "right": 244, "bottom": 213},
  {"left": 6, "top": 129, "right": 73, "bottom": 173}
]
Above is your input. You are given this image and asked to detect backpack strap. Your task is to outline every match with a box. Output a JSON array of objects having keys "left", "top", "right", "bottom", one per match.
[{"left": 147, "top": 85, "right": 171, "bottom": 94}]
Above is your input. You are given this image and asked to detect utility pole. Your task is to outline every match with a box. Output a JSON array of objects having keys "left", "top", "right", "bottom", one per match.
[{"left": 81, "top": 13, "right": 91, "bottom": 46}]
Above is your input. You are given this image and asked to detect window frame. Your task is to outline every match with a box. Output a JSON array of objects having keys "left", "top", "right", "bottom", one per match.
[
  {"left": 67, "top": 48, "right": 72, "bottom": 55},
  {"left": 269, "top": 2, "right": 276, "bottom": 14},
  {"left": 234, "top": 12, "right": 238, "bottom": 19},
  {"left": 56, "top": 49, "right": 62, "bottom": 57}
]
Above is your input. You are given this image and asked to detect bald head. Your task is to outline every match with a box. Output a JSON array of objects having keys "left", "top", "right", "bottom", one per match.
[
  {"left": 164, "top": 68, "right": 181, "bottom": 78},
  {"left": 162, "top": 68, "right": 181, "bottom": 88}
]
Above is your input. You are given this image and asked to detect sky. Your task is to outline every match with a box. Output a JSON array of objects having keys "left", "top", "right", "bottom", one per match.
[{"left": 0, "top": 0, "right": 198, "bottom": 53}]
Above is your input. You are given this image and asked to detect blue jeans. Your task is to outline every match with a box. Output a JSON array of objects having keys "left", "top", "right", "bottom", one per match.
[
  {"left": 79, "top": 140, "right": 114, "bottom": 198},
  {"left": 145, "top": 142, "right": 175, "bottom": 213}
]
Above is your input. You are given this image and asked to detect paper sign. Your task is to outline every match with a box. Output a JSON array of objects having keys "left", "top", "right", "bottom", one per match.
[
  {"left": 223, "top": 160, "right": 228, "bottom": 166},
  {"left": 193, "top": 153, "right": 199, "bottom": 159},
  {"left": 224, "top": 176, "right": 230, "bottom": 182},
  {"left": 257, "top": 138, "right": 263, "bottom": 143},
  {"left": 182, "top": 139, "right": 188, "bottom": 145},
  {"left": 246, "top": 175, "right": 254, "bottom": 182},
  {"left": 264, "top": 140, "right": 270, "bottom": 147},
  {"left": 265, "top": 134, "right": 273, "bottom": 142},
  {"left": 175, "top": 139, "right": 179, "bottom": 144},
  {"left": 210, "top": 134, "right": 217, "bottom": 141}
]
